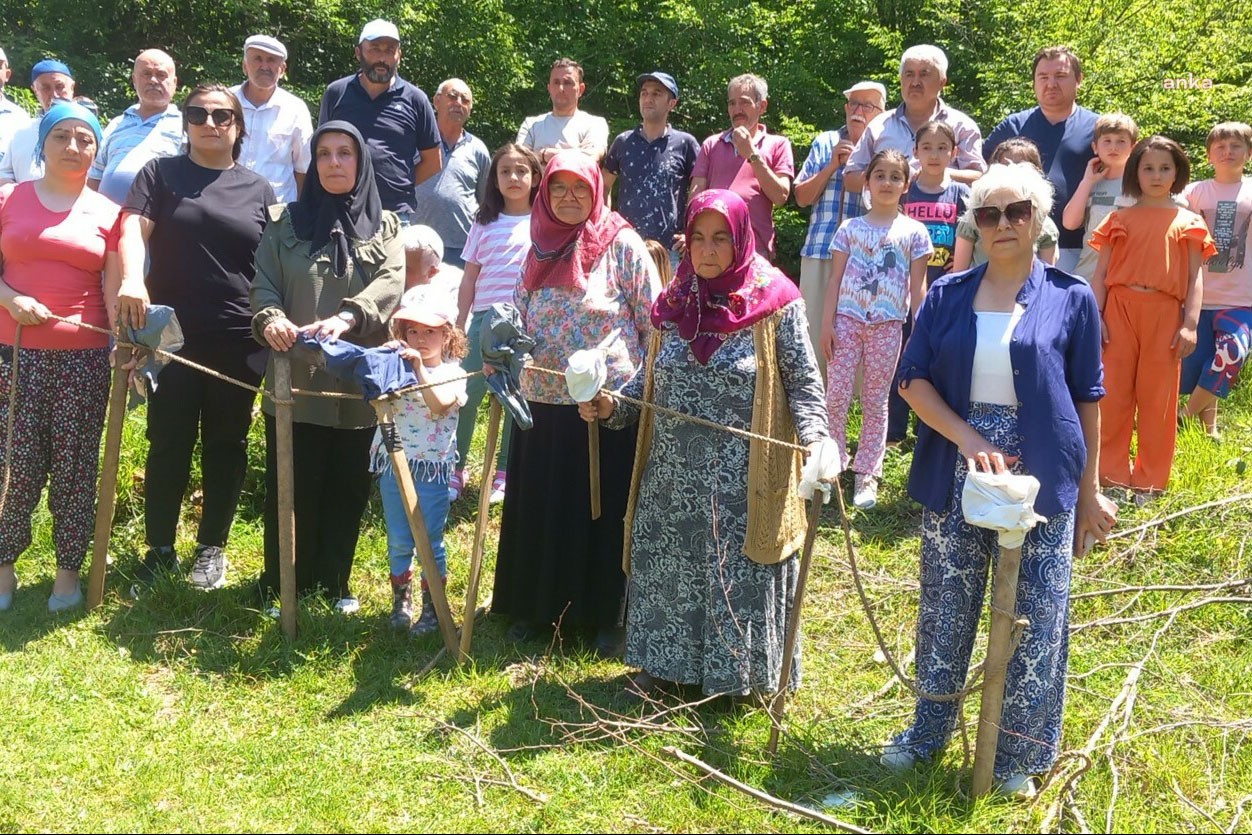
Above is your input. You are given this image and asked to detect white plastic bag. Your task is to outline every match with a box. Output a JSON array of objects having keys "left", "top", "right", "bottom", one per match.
[
  {"left": 565, "top": 348, "right": 607, "bottom": 403},
  {"left": 961, "top": 469, "right": 1047, "bottom": 548},
  {"left": 798, "top": 438, "right": 842, "bottom": 503}
]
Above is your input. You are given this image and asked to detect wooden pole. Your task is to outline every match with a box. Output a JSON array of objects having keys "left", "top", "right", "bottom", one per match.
[
  {"left": 971, "top": 543, "right": 1024, "bottom": 797},
  {"left": 459, "top": 396, "right": 502, "bottom": 661},
  {"left": 766, "top": 495, "right": 825, "bottom": 755},
  {"left": 371, "top": 397, "right": 460, "bottom": 657},
  {"left": 86, "top": 344, "right": 132, "bottom": 610},
  {"left": 588, "top": 420, "right": 601, "bottom": 520},
  {"left": 274, "top": 355, "right": 298, "bottom": 640}
]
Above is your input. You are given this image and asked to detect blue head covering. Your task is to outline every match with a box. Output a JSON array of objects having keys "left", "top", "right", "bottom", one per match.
[
  {"left": 31, "top": 59, "right": 73, "bottom": 83},
  {"left": 36, "top": 100, "right": 103, "bottom": 163}
]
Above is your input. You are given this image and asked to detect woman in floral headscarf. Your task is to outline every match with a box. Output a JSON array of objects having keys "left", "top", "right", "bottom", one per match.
[
  {"left": 491, "top": 150, "right": 660, "bottom": 654},
  {"left": 579, "top": 189, "right": 829, "bottom": 697}
]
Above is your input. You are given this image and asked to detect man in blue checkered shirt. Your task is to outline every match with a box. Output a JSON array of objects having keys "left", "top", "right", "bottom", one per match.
[{"left": 794, "top": 81, "right": 887, "bottom": 355}]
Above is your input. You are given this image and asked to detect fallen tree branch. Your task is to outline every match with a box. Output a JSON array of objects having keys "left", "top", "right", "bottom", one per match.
[
  {"left": 1071, "top": 595, "right": 1250, "bottom": 632},
  {"left": 435, "top": 719, "right": 551, "bottom": 805},
  {"left": 1107, "top": 493, "right": 1252, "bottom": 541},
  {"left": 662, "top": 746, "right": 872, "bottom": 834},
  {"left": 1070, "top": 577, "right": 1251, "bottom": 601}
]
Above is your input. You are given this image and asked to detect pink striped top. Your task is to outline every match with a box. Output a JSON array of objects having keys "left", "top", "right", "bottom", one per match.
[{"left": 462, "top": 212, "right": 531, "bottom": 312}]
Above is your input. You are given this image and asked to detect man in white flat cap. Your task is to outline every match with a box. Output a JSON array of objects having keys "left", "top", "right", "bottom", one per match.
[
  {"left": 319, "top": 18, "right": 441, "bottom": 221},
  {"left": 231, "top": 35, "right": 312, "bottom": 203},
  {"left": 794, "top": 80, "right": 887, "bottom": 354},
  {"left": 0, "top": 48, "right": 32, "bottom": 161}
]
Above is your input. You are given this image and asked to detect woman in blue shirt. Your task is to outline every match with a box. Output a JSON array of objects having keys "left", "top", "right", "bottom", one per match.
[{"left": 883, "top": 163, "right": 1116, "bottom": 797}]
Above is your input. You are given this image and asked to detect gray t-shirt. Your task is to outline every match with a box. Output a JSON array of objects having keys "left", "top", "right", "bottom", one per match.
[
  {"left": 1074, "top": 177, "right": 1123, "bottom": 279},
  {"left": 410, "top": 130, "right": 491, "bottom": 250}
]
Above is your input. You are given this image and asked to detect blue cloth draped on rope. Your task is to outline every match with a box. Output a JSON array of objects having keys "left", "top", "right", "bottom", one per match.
[
  {"left": 293, "top": 333, "right": 417, "bottom": 400},
  {"left": 479, "top": 303, "right": 535, "bottom": 430},
  {"left": 121, "top": 304, "right": 184, "bottom": 409}
]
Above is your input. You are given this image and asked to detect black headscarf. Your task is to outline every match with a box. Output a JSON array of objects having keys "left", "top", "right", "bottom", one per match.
[{"left": 288, "top": 121, "right": 383, "bottom": 278}]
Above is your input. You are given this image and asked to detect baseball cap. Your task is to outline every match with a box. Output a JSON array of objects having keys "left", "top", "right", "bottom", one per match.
[
  {"left": 393, "top": 296, "right": 456, "bottom": 328},
  {"left": 244, "top": 35, "right": 288, "bottom": 61},
  {"left": 359, "top": 19, "right": 401, "bottom": 44},
  {"left": 843, "top": 80, "right": 888, "bottom": 104},
  {"left": 636, "top": 71, "right": 679, "bottom": 99},
  {"left": 31, "top": 59, "right": 73, "bottom": 83}
]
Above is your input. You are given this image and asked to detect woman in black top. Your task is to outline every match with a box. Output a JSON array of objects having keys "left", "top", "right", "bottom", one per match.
[{"left": 117, "top": 83, "right": 276, "bottom": 594}]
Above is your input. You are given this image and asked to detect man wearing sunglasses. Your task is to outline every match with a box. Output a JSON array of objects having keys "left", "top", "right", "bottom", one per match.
[
  {"left": 88, "top": 49, "right": 183, "bottom": 204},
  {"left": 794, "top": 80, "right": 887, "bottom": 354},
  {"left": 318, "top": 18, "right": 442, "bottom": 223},
  {"left": 231, "top": 35, "right": 313, "bottom": 204}
]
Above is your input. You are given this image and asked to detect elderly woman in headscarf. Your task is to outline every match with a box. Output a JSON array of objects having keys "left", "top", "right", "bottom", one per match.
[
  {"left": 579, "top": 189, "right": 830, "bottom": 697},
  {"left": 491, "top": 150, "right": 661, "bottom": 653},
  {"left": 250, "top": 120, "right": 404, "bottom": 613},
  {"left": 0, "top": 100, "right": 120, "bottom": 612}
]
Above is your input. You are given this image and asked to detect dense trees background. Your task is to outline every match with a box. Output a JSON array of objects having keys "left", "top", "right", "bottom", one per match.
[{"left": 4, "top": 0, "right": 1250, "bottom": 271}]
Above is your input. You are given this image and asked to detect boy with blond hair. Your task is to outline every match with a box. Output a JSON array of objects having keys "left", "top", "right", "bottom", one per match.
[
  {"left": 1179, "top": 121, "right": 1252, "bottom": 436},
  {"left": 1063, "top": 112, "right": 1138, "bottom": 278}
]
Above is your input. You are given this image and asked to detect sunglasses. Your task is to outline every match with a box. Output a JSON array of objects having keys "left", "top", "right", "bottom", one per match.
[
  {"left": 972, "top": 199, "right": 1033, "bottom": 228},
  {"left": 185, "top": 105, "right": 236, "bottom": 127}
]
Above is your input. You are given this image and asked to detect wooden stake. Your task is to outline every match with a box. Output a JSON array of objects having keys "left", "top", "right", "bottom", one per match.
[
  {"left": 86, "top": 344, "right": 132, "bottom": 610},
  {"left": 767, "top": 495, "right": 825, "bottom": 755},
  {"left": 460, "top": 396, "right": 502, "bottom": 661},
  {"left": 371, "top": 397, "right": 460, "bottom": 657},
  {"left": 971, "top": 543, "right": 1024, "bottom": 797},
  {"left": 273, "top": 355, "right": 298, "bottom": 639},
  {"left": 588, "top": 421, "right": 601, "bottom": 520}
]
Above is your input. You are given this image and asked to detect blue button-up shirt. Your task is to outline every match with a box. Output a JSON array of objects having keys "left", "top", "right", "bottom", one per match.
[
  {"left": 797, "top": 127, "right": 865, "bottom": 258},
  {"left": 898, "top": 259, "right": 1104, "bottom": 517}
]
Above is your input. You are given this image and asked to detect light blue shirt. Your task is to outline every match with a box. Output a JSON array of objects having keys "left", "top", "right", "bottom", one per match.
[
  {"left": 0, "top": 94, "right": 32, "bottom": 160},
  {"left": 89, "top": 104, "right": 183, "bottom": 204},
  {"left": 797, "top": 127, "right": 865, "bottom": 258}
]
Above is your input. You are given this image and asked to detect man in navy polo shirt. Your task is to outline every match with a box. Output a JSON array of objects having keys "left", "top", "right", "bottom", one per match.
[
  {"left": 602, "top": 71, "right": 698, "bottom": 265},
  {"left": 318, "top": 18, "right": 441, "bottom": 221},
  {"left": 983, "top": 46, "right": 1098, "bottom": 273}
]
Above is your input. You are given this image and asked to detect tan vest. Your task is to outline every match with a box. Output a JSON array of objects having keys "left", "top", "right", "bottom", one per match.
[{"left": 622, "top": 311, "right": 808, "bottom": 572}]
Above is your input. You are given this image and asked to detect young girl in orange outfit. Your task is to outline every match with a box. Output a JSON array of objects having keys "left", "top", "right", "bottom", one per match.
[{"left": 1089, "top": 136, "right": 1216, "bottom": 494}]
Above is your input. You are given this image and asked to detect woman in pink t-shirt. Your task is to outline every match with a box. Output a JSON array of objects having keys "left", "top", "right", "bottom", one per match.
[{"left": 0, "top": 100, "right": 122, "bottom": 613}]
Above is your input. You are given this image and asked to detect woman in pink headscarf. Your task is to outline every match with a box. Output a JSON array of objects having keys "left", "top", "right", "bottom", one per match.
[
  {"left": 579, "top": 190, "right": 829, "bottom": 697},
  {"left": 492, "top": 150, "right": 661, "bottom": 655}
]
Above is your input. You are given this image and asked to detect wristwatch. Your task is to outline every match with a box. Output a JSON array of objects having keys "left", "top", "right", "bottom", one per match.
[
  {"left": 747, "top": 152, "right": 762, "bottom": 164},
  {"left": 336, "top": 310, "right": 357, "bottom": 327}
]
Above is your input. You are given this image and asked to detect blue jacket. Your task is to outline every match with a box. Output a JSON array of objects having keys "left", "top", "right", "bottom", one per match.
[{"left": 898, "top": 259, "right": 1104, "bottom": 517}]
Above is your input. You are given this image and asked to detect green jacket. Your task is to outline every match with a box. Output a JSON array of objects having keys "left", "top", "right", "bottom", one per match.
[{"left": 250, "top": 205, "right": 405, "bottom": 429}]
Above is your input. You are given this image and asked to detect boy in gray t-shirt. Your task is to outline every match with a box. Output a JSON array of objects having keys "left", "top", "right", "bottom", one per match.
[{"left": 1062, "top": 112, "right": 1138, "bottom": 278}]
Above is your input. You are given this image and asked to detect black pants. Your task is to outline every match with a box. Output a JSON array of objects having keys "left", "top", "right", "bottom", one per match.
[
  {"left": 144, "top": 340, "right": 264, "bottom": 549},
  {"left": 261, "top": 416, "right": 374, "bottom": 601},
  {"left": 887, "top": 312, "right": 913, "bottom": 442}
]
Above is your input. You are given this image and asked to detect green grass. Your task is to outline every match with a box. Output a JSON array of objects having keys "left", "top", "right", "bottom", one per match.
[{"left": 0, "top": 386, "right": 1250, "bottom": 833}]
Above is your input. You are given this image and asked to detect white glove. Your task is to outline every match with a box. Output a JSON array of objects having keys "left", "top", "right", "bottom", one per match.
[
  {"left": 799, "top": 438, "right": 842, "bottom": 503},
  {"left": 565, "top": 348, "right": 607, "bottom": 403},
  {"left": 961, "top": 469, "right": 1047, "bottom": 548}
]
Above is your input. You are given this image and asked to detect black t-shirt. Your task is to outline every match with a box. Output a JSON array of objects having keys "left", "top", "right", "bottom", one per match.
[
  {"left": 318, "top": 74, "right": 440, "bottom": 215},
  {"left": 125, "top": 155, "right": 276, "bottom": 346}
]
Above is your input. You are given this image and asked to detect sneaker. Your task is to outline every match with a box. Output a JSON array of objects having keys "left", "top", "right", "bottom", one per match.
[
  {"left": 879, "top": 742, "right": 917, "bottom": 773},
  {"left": 48, "top": 584, "right": 84, "bottom": 613},
  {"left": 130, "top": 545, "right": 179, "bottom": 598},
  {"left": 188, "top": 545, "right": 227, "bottom": 590},
  {"left": 333, "top": 596, "right": 360, "bottom": 615},
  {"left": 997, "top": 773, "right": 1040, "bottom": 801},
  {"left": 488, "top": 470, "right": 506, "bottom": 505},
  {"left": 448, "top": 469, "right": 465, "bottom": 503},
  {"left": 853, "top": 474, "right": 879, "bottom": 510},
  {"left": 0, "top": 573, "right": 17, "bottom": 612}
]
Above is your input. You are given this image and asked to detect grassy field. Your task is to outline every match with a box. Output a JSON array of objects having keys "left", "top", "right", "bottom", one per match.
[{"left": 0, "top": 380, "right": 1249, "bottom": 833}]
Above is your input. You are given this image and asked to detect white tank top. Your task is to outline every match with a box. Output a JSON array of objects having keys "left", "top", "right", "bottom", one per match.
[{"left": 970, "top": 305, "right": 1024, "bottom": 406}]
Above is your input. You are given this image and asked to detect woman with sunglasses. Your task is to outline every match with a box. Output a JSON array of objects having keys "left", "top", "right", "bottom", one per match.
[
  {"left": 117, "top": 83, "right": 276, "bottom": 595},
  {"left": 883, "top": 163, "right": 1116, "bottom": 797}
]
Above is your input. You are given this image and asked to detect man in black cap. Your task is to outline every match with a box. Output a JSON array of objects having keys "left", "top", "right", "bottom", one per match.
[{"left": 602, "top": 71, "right": 698, "bottom": 267}]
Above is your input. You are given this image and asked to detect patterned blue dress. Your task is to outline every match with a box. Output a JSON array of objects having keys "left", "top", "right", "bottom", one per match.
[{"left": 605, "top": 301, "right": 828, "bottom": 695}]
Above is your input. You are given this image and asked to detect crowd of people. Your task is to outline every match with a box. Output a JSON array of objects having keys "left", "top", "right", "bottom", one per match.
[{"left": 0, "top": 24, "right": 1248, "bottom": 798}]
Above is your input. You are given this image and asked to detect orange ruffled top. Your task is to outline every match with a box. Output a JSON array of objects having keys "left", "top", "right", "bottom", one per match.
[{"left": 1089, "top": 206, "right": 1217, "bottom": 302}]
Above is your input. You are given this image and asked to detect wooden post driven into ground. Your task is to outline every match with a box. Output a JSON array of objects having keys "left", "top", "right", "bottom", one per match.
[
  {"left": 86, "top": 344, "right": 132, "bottom": 610},
  {"left": 971, "top": 544, "right": 1025, "bottom": 797},
  {"left": 371, "top": 396, "right": 460, "bottom": 657},
  {"left": 460, "top": 396, "right": 502, "bottom": 661},
  {"left": 274, "top": 356, "right": 298, "bottom": 639}
]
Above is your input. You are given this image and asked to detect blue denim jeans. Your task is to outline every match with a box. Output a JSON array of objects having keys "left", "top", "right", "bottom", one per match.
[{"left": 379, "top": 465, "right": 449, "bottom": 580}]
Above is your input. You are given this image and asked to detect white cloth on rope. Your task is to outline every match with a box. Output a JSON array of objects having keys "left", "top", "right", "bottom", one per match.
[
  {"left": 961, "top": 469, "right": 1047, "bottom": 548},
  {"left": 798, "top": 437, "right": 841, "bottom": 504},
  {"left": 565, "top": 348, "right": 608, "bottom": 403}
]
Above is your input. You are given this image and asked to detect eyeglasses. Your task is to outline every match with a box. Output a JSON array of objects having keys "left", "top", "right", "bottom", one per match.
[
  {"left": 549, "top": 180, "right": 592, "bottom": 200},
  {"left": 185, "top": 105, "right": 236, "bottom": 127},
  {"left": 972, "top": 199, "right": 1033, "bottom": 228},
  {"left": 848, "top": 101, "right": 882, "bottom": 112}
]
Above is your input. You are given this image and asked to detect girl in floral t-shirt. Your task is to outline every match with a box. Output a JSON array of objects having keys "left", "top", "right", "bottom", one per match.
[{"left": 373, "top": 297, "right": 469, "bottom": 635}]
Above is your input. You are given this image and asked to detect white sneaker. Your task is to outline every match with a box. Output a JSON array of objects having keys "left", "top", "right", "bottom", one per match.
[
  {"left": 997, "top": 773, "right": 1040, "bottom": 800},
  {"left": 488, "top": 471, "right": 506, "bottom": 505},
  {"left": 879, "top": 744, "right": 916, "bottom": 773},
  {"left": 333, "top": 596, "right": 360, "bottom": 615},
  {"left": 853, "top": 474, "right": 879, "bottom": 510}
]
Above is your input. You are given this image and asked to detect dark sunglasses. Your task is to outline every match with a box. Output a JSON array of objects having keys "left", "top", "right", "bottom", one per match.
[
  {"left": 972, "top": 199, "right": 1033, "bottom": 228},
  {"left": 185, "top": 105, "right": 236, "bottom": 127}
]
